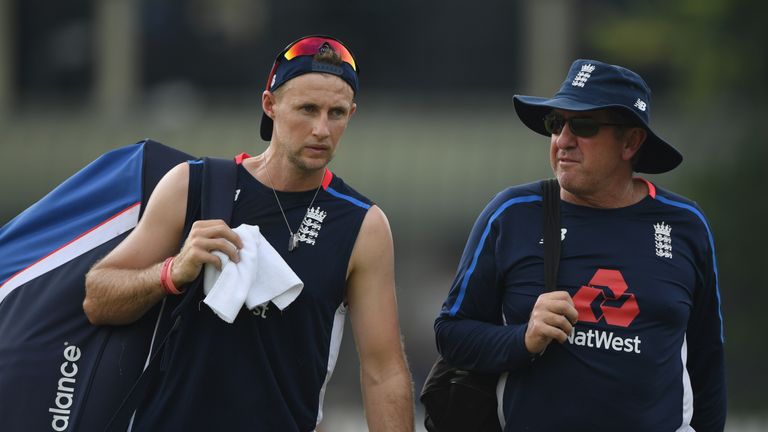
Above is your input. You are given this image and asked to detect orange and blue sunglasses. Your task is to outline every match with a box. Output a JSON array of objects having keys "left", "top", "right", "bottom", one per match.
[
  {"left": 265, "top": 35, "right": 359, "bottom": 91},
  {"left": 282, "top": 36, "right": 357, "bottom": 72}
]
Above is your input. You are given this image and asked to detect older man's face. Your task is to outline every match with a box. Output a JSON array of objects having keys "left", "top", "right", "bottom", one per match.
[{"left": 549, "top": 109, "right": 641, "bottom": 204}]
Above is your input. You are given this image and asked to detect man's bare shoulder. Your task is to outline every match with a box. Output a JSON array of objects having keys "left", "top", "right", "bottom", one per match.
[
  {"left": 359, "top": 205, "right": 391, "bottom": 237},
  {"left": 354, "top": 205, "right": 393, "bottom": 256}
]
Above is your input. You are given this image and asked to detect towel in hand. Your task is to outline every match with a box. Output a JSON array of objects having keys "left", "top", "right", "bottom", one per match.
[{"left": 202, "top": 224, "right": 303, "bottom": 323}]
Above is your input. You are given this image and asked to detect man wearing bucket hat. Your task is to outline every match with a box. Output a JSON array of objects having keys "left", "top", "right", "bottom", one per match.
[
  {"left": 84, "top": 35, "right": 414, "bottom": 431},
  {"left": 435, "top": 60, "right": 725, "bottom": 431}
]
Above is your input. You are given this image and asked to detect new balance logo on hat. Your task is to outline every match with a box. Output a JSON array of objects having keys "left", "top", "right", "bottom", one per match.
[{"left": 634, "top": 98, "right": 647, "bottom": 111}]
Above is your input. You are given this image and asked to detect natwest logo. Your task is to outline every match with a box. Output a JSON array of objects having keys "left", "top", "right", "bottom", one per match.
[{"left": 573, "top": 269, "right": 639, "bottom": 327}]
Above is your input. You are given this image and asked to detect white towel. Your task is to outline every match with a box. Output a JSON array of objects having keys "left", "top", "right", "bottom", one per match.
[{"left": 203, "top": 224, "right": 303, "bottom": 323}]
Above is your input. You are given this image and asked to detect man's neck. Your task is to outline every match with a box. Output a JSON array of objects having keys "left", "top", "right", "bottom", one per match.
[
  {"left": 243, "top": 152, "right": 326, "bottom": 192},
  {"left": 561, "top": 177, "right": 648, "bottom": 209}
]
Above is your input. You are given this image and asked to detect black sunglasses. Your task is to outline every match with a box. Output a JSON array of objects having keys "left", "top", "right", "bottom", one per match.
[{"left": 543, "top": 112, "right": 629, "bottom": 137}]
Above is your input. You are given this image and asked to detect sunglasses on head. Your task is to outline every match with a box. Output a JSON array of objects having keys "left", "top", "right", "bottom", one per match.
[
  {"left": 281, "top": 36, "right": 357, "bottom": 71},
  {"left": 265, "top": 36, "right": 358, "bottom": 91},
  {"left": 543, "top": 112, "right": 629, "bottom": 137}
]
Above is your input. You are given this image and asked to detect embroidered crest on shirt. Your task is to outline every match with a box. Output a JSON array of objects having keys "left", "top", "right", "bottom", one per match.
[
  {"left": 653, "top": 222, "right": 672, "bottom": 259},
  {"left": 298, "top": 206, "right": 326, "bottom": 246}
]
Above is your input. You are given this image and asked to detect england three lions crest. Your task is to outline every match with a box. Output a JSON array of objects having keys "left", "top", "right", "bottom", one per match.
[
  {"left": 298, "top": 206, "right": 326, "bottom": 246},
  {"left": 654, "top": 222, "right": 672, "bottom": 259}
]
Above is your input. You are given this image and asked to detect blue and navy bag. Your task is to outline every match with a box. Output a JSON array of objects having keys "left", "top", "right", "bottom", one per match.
[{"left": 0, "top": 140, "right": 194, "bottom": 432}]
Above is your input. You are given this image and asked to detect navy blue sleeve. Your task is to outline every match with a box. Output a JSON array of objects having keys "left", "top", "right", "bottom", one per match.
[
  {"left": 687, "top": 212, "right": 727, "bottom": 431},
  {"left": 434, "top": 192, "right": 536, "bottom": 373}
]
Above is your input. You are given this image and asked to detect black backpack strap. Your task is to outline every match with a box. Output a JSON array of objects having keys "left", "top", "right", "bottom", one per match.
[
  {"left": 103, "top": 157, "right": 238, "bottom": 432},
  {"left": 541, "top": 179, "right": 561, "bottom": 292}
]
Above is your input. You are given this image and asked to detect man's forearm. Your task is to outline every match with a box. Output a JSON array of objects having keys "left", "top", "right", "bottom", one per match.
[
  {"left": 361, "top": 365, "right": 414, "bottom": 432},
  {"left": 83, "top": 261, "right": 166, "bottom": 325},
  {"left": 435, "top": 316, "right": 532, "bottom": 373}
]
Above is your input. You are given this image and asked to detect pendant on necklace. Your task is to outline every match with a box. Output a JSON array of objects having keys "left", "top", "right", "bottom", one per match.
[{"left": 288, "top": 233, "right": 300, "bottom": 252}]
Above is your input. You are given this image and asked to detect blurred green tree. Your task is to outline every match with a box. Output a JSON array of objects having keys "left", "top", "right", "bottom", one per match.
[{"left": 588, "top": 0, "right": 768, "bottom": 105}]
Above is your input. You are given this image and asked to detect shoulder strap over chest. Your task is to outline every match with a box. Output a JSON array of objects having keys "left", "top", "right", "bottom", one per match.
[
  {"left": 201, "top": 157, "right": 238, "bottom": 220},
  {"left": 541, "top": 178, "right": 561, "bottom": 292},
  {"left": 172, "top": 157, "right": 237, "bottom": 317}
]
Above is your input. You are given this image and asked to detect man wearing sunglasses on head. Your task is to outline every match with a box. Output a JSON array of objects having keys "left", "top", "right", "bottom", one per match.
[
  {"left": 435, "top": 60, "right": 725, "bottom": 431},
  {"left": 84, "top": 35, "right": 414, "bottom": 431}
]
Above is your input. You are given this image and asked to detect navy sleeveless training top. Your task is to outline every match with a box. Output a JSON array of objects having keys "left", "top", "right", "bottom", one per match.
[{"left": 133, "top": 160, "right": 373, "bottom": 431}]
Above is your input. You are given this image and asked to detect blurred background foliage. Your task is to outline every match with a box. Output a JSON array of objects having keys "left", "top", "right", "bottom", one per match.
[
  {"left": 1, "top": 0, "right": 765, "bottom": 428},
  {"left": 591, "top": 0, "right": 768, "bottom": 107}
]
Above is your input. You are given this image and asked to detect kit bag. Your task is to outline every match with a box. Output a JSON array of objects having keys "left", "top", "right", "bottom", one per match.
[
  {"left": 0, "top": 140, "right": 236, "bottom": 432},
  {"left": 420, "top": 179, "right": 561, "bottom": 432}
]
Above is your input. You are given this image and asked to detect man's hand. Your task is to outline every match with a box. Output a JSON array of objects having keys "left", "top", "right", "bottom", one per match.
[
  {"left": 172, "top": 219, "right": 243, "bottom": 286},
  {"left": 83, "top": 163, "right": 243, "bottom": 326},
  {"left": 525, "top": 291, "right": 578, "bottom": 354}
]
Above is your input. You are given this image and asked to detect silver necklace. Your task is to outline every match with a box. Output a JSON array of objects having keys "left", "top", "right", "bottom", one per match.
[{"left": 264, "top": 159, "right": 322, "bottom": 252}]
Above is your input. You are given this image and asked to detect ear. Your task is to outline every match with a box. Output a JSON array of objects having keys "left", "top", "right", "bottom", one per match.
[
  {"left": 349, "top": 102, "right": 357, "bottom": 119},
  {"left": 262, "top": 90, "right": 277, "bottom": 120},
  {"left": 621, "top": 127, "right": 647, "bottom": 161}
]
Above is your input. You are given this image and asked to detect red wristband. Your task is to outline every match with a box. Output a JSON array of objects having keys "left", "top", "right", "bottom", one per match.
[{"left": 160, "top": 257, "right": 182, "bottom": 295}]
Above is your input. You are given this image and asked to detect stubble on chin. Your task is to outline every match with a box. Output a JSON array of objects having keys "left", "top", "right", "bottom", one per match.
[
  {"left": 287, "top": 151, "right": 334, "bottom": 173},
  {"left": 553, "top": 168, "right": 582, "bottom": 195}
]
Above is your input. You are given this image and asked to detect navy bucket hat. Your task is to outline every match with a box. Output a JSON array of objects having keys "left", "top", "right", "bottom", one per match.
[{"left": 513, "top": 59, "right": 682, "bottom": 174}]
